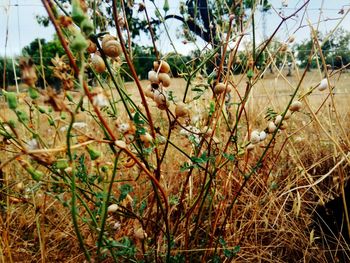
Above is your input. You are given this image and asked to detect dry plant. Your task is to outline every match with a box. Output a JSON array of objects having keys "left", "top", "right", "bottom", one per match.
[{"left": 0, "top": 0, "right": 350, "bottom": 262}]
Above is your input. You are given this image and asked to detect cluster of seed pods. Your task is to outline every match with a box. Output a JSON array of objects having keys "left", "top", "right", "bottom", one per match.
[
  {"left": 247, "top": 100, "right": 303, "bottom": 151},
  {"left": 144, "top": 60, "right": 172, "bottom": 110},
  {"left": 88, "top": 34, "right": 122, "bottom": 73}
]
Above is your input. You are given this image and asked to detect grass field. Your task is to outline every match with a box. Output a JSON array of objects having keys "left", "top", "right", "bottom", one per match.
[{"left": 1, "top": 69, "right": 350, "bottom": 262}]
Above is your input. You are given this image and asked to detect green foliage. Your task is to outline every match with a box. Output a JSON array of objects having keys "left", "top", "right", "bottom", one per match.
[
  {"left": 0, "top": 57, "right": 20, "bottom": 88},
  {"left": 295, "top": 28, "right": 350, "bottom": 68}
]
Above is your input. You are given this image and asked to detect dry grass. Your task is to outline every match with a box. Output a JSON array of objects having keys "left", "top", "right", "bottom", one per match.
[{"left": 1, "top": 70, "right": 350, "bottom": 262}]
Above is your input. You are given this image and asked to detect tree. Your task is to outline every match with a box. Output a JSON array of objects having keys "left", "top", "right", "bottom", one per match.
[
  {"left": 1, "top": 57, "right": 20, "bottom": 90},
  {"left": 295, "top": 28, "right": 350, "bottom": 69},
  {"left": 22, "top": 37, "right": 65, "bottom": 88},
  {"left": 51, "top": 1, "right": 271, "bottom": 60}
]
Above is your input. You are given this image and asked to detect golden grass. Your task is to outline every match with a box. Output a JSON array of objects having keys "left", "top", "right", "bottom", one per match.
[{"left": 1, "top": 70, "right": 350, "bottom": 262}]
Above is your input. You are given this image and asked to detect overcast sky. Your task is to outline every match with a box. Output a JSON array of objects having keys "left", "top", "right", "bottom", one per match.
[{"left": 0, "top": 0, "right": 349, "bottom": 57}]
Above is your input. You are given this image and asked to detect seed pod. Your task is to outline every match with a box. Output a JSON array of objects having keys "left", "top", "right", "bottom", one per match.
[
  {"left": 250, "top": 130, "right": 260, "bottom": 144},
  {"left": 3, "top": 91, "right": 17, "bottom": 109},
  {"left": 66, "top": 92, "right": 74, "bottom": 102},
  {"left": 115, "top": 140, "right": 127, "bottom": 149},
  {"left": 153, "top": 60, "right": 170, "bottom": 73},
  {"left": 274, "top": 115, "right": 283, "bottom": 125},
  {"left": 175, "top": 102, "right": 189, "bottom": 118},
  {"left": 280, "top": 44, "right": 288, "bottom": 52},
  {"left": 48, "top": 118, "right": 55, "bottom": 126},
  {"left": 288, "top": 35, "right": 295, "bottom": 43},
  {"left": 87, "top": 146, "right": 101, "bottom": 160},
  {"left": 318, "top": 78, "right": 328, "bottom": 91},
  {"left": 56, "top": 159, "right": 69, "bottom": 169},
  {"left": 213, "top": 83, "right": 226, "bottom": 94},
  {"left": 259, "top": 131, "right": 267, "bottom": 141},
  {"left": 267, "top": 121, "right": 277, "bottom": 133},
  {"left": 144, "top": 85, "right": 155, "bottom": 99},
  {"left": 38, "top": 106, "right": 46, "bottom": 114},
  {"left": 91, "top": 54, "right": 106, "bottom": 73},
  {"left": 16, "top": 110, "right": 28, "bottom": 123},
  {"left": 102, "top": 35, "right": 122, "bottom": 57},
  {"left": 148, "top": 70, "right": 159, "bottom": 83},
  {"left": 28, "top": 87, "right": 39, "bottom": 100},
  {"left": 246, "top": 144, "right": 255, "bottom": 151},
  {"left": 158, "top": 73, "right": 171, "bottom": 87},
  {"left": 87, "top": 40, "right": 97, "bottom": 53},
  {"left": 107, "top": 204, "right": 119, "bottom": 213},
  {"left": 289, "top": 101, "right": 302, "bottom": 112},
  {"left": 16, "top": 182, "right": 24, "bottom": 192},
  {"left": 163, "top": 0, "right": 170, "bottom": 12},
  {"left": 134, "top": 227, "right": 147, "bottom": 240},
  {"left": 18, "top": 158, "right": 43, "bottom": 181},
  {"left": 80, "top": 18, "right": 94, "bottom": 36},
  {"left": 71, "top": 0, "right": 86, "bottom": 25},
  {"left": 154, "top": 90, "right": 167, "bottom": 107},
  {"left": 101, "top": 165, "right": 108, "bottom": 173},
  {"left": 247, "top": 69, "right": 254, "bottom": 79},
  {"left": 71, "top": 32, "right": 88, "bottom": 52},
  {"left": 284, "top": 110, "right": 291, "bottom": 120},
  {"left": 27, "top": 166, "right": 44, "bottom": 181}
]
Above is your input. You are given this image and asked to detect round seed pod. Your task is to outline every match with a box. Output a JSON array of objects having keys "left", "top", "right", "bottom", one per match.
[
  {"left": 259, "top": 131, "right": 267, "bottom": 141},
  {"left": 144, "top": 85, "right": 155, "bottom": 99},
  {"left": 91, "top": 54, "right": 106, "bottom": 73},
  {"left": 102, "top": 34, "right": 122, "bottom": 57},
  {"left": 246, "top": 144, "right": 255, "bottom": 151},
  {"left": 153, "top": 60, "right": 170, "bottom": 73},
  {"left": 87, "top": 40, "right": 97, "bottom": 53},
  {"left": 148, "top": 70, "right": 159, "bottom": 83},
  {"left": 175, "top": 102, "right": 189, "bottom": 118},
  {"left": 284, "top": 110, "right": 292, "bottom": 120},
  {"left": 213, "top": 83, "right": 226, "bottom": 94},
  {"left": 274, "top": 115, "right": 283, "bottom": 125},
  {"left": 154, "top": 90, "right": 167, "bottom": 106},
  {"left": 134, "top": 227, "right": 147, "bottom": 240},
  {"left": 16, "top": 182, "right": 24, "bottom": 192},
  {"left": 268, "top": 121, "right": 276, "bottom": 133},
  {"left": 289, "top": 101, "right": 302, "bottom": 112},
  {"left": 318, "top": 78, "right": 328, "bottom": 91},
  {"left": 107, "top": 204, "right": 119, "bottom": 213},
  {"left": 250, "top": 130, "right": 260, "bottom": 144},
  {"left": 114, "top": 140, "right": 126, "bottom": 149},
  {"left": 158, "top": 73, "right": 171, "bottom": 87}
]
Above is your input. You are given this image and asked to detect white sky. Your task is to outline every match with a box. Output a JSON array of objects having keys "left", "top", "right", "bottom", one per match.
[{"left": 0, "top": 0, "right": 349, "bottom": 57}]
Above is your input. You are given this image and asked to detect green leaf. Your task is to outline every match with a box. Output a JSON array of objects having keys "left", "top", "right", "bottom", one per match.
[
  {"left": 119, "top": 184, "right": 133, "bottom": 202},
  {"left": 191, "top": 87, "right": 204, "bottom": 92},
  {"left": 223, "top": 153, "right": 235, "bottom": 161}
]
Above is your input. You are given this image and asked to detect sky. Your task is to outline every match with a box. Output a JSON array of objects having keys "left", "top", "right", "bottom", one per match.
[{"left": 0, "top": 0, "right": 349, "bottom": 57}]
